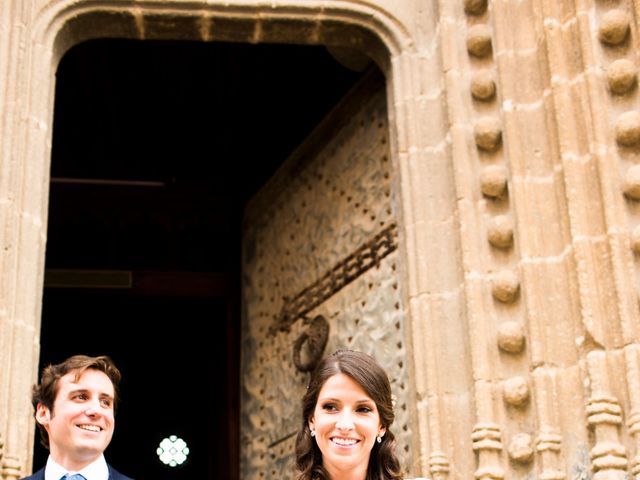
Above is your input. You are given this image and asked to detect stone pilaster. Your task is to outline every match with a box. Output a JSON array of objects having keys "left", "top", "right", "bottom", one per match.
[{"left": 587, "top": 352, "right": 628, "bottom": 480}]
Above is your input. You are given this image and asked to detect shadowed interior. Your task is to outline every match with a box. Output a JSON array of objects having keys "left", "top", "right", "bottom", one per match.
[{"left": 39, "top": 38, "right": 369, "bottom": 479}]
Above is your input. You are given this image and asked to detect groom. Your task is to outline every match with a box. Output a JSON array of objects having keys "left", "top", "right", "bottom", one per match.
[{"left": 20, "top": 355, "right": 133, "bottom": 480}]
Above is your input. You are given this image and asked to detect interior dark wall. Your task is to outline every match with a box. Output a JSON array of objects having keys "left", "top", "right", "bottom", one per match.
[
  {"left": 46, "top": 39, "right": 365, "bottom": 273},
  {"left": 39, "top": 38, "right": 366, "bottom": 479}
]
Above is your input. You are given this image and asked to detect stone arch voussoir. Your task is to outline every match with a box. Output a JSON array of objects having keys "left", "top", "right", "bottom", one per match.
[{"left": 34, "top": 1, "right": 415, "bottom": 73}]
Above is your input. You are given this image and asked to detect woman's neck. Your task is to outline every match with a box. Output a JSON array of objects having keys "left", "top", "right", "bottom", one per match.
[{"left": 325, "top": 463, "right": 368, "bottom": 480}]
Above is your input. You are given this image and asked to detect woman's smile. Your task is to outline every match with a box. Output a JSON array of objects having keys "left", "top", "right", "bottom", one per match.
[{"left": 331, "top": 436, "right": 359, "bottom": 447}]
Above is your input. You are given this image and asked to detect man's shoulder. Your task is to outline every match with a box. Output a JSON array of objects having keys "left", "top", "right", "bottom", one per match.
[
  {"left": 19, "top": 468, "right": 44, "bottom": 480},
  {"left": 108, "top": 464, "right": 134, "bottom": 480}
]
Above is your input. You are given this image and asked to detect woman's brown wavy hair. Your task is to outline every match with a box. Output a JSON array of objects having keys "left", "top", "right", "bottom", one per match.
[{"left": 294, "top": 350, "right": 403, "bottom": 480}]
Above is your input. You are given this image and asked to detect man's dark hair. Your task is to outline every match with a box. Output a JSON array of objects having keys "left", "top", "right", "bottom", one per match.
[{"left": 32, "top": 355, "right": 121, "bottom": 449}]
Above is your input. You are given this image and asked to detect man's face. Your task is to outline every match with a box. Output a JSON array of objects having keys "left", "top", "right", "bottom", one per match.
[{"left": 36, "top": 368, "right": 115, "bottom": 469}]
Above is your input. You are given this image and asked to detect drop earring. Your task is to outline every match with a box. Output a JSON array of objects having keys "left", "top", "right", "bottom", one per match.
[
  {"left": 310, "top": 429, "right": 316, "bottom": 437},
  {"left": 376, "top": 435, "right": 382, "bottom": 443}
]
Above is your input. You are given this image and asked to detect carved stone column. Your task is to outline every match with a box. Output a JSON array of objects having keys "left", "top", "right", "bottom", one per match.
[
  {"left": 625, "top": 345, "right": 640, "bottom": 478},
  {"left": 1, "top": 455, "right": 22, "bottom": 480},
  {"left": 536, "top": 430, "right": 564, "bottom": 480},
  {"left": 532, "top": 370, "right": 567, "bottom": 480},
  {"left": 587, "top": 352, "right": 628, "bottom": 480},
  {"left": 471, "top": 423, "right": 504, "bottom": 480},
  {"left": 428, "top": 451, "right": 450, "bottom": 480}
]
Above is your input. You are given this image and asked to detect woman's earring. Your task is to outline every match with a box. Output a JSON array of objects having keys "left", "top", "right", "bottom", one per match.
[
  {"left": 310, "top": 430, "right": 316, "bottom": 437},
  {"left": 376, "top": 435, "right": 382, "bottom": 443}
]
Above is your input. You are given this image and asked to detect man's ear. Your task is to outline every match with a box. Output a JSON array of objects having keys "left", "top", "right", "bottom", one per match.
[{"left": 35, "top": 403, "right": 51, "bottom": 426}]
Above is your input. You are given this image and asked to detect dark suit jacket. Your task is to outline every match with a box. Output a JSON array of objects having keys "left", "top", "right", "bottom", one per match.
[{"left": 20, "top": 464, "right": 133, "bottom": 480}]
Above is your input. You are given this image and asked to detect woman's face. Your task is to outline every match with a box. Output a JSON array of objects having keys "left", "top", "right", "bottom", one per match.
[{"left": 308, "top": 373, "right": 385, "bottom": 479}]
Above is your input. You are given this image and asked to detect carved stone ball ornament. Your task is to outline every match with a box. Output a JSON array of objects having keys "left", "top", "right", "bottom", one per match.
[
  {"left": 508, "top": 433, "right": 534, "bottom": 464},
  {"left": 503, "top": 376, "right": 530, "bottom": 407},
  {"left": 474, "top": 116, "right": 503, "bottom": 152},
  {"left": 623, "top": 164, "right": 640, "bottom": 200},
  {"left": 631, "top": 225, "right": 640, "bottom": 253},
  {"left": 467, "top": 24, "right": 493, "bottom": 58},
  {"left": 487, "top": 215, "right": 514, "bottom": 249},
  {"left": 497, "top": 321, "right": 525, "bottom": 353},
  {"left": 491, "top": 270, "right": 520, "bottom": 303},
  {"left": 464, "top": 0, "right": 487, "bottom": 16},
  {"left": 598, "top": 9, "right": 631, "bottom": 46},
  {"left": 480, "top": 165, "right": 508, "bottom": 198},
  {"left": 293, "top": 315, "right": 330, "bottom": 372},
  {"left": 471, "top": 70, "right": 497, "bottom": 101},
  {"left": 616, "top": 111, "right": 640, "bottom": 147},
  {"left": 607, "top": 59, "right": 637, "bottom": 95}
]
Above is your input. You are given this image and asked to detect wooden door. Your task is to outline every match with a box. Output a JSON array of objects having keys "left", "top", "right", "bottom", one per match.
[{"left": 240, "top": 68, "right": 414, "bottom": 479}]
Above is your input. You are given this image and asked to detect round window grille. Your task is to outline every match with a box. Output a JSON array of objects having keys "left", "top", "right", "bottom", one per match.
[{"left": 157, "top": 435, "right": 189, "bottom": 467}]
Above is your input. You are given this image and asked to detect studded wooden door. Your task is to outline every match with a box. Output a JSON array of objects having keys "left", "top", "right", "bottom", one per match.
[{"left": 239, "top": 69, "right": 415, "bottom": 479}]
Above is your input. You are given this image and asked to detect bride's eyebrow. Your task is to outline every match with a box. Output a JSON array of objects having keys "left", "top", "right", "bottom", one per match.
[{"left": 318, "top": 397, "right": 341, "bottom": 403}]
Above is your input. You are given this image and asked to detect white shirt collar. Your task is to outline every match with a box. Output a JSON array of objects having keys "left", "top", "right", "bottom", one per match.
[{"left": 44, "top": 454, "right": 109, "bottom": 480}]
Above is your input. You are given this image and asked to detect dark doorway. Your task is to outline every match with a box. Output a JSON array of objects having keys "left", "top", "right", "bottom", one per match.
[{"left": 40, "top": 38, "right": 367, "bottom": 479}]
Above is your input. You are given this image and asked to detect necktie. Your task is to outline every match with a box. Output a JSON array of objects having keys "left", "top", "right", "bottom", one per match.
[{"left": 64, "top": 475, "right": 86, "bottom": 480}]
